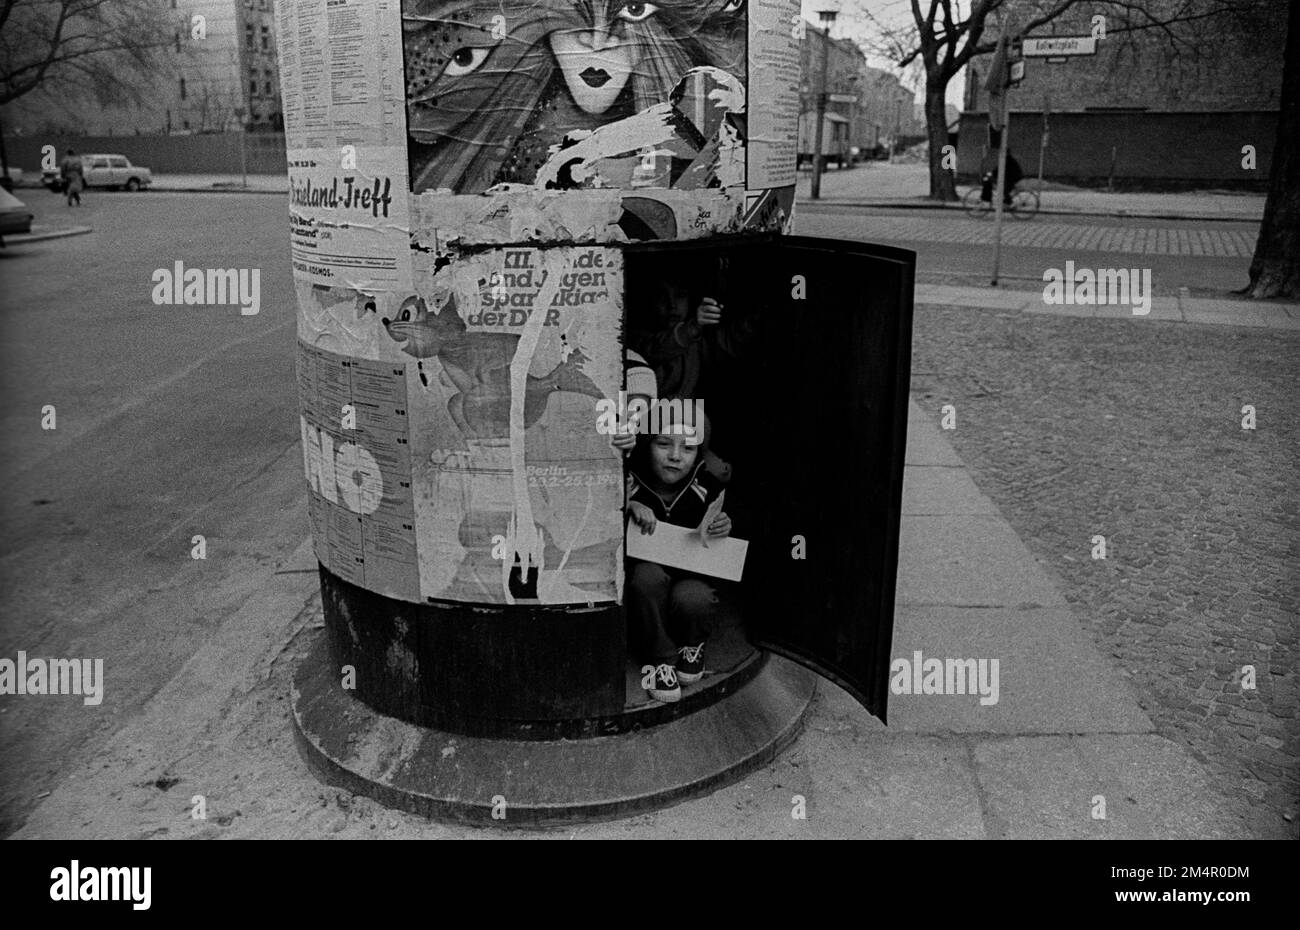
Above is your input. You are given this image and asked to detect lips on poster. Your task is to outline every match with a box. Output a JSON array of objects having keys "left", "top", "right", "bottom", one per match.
[{"left": 402, "top": 0, "right": 750, "bottom": 194}]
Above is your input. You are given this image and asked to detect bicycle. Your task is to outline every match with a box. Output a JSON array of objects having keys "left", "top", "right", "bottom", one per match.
[{"left": 963, "top": 182, "right": 1040, "bottom": 220}]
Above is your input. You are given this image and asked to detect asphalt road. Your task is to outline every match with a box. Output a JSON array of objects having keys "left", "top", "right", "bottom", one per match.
[
  {"left": 0, "top": 190, "right": 305, "bottom": 836},
  {"left": 796, "top": 203, "right": 1259, "bottom": 295}
]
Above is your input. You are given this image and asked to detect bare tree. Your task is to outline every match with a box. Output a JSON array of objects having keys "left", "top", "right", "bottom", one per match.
[
  {"left": 848, "top": 0, "right": 1276, "bottom": 201},
  {"left": 0, "top": 0, "right": 176, "bottom": 108},
  {"left": 1243, "top": 0, "right": 1298, "bottom": 298}
]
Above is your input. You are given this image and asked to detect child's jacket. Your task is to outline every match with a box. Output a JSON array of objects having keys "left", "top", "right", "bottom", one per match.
[{"left": 627, "top": 460, "right": 725, "bottom": 530}]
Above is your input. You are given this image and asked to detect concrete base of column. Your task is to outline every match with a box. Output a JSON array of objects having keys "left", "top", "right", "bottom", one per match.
[{"left": 291, "top": 630, "right": 816, "bottom": 826}]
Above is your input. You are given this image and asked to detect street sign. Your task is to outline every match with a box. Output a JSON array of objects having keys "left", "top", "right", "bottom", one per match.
[
  {"left": 828, "top": 93, "right": 858, "bottom": 103},
  {"left": 1023, "top": 35, "right": 1097, "bottom": 57},
  {"left": 1009, "top": 60, "right": 1025, "bottom": 86}
]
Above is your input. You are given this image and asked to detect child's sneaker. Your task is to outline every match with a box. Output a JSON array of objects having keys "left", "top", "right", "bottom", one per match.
[
  {"left": 646, "top": 663, "right": 681, "bottom": 703},
  {"left": 676, "top": 643, "right": 705, "bottom": 683}
]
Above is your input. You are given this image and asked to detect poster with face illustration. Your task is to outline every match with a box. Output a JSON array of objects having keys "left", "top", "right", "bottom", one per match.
[{"left": 402, "top": 0, "right": 801, "bottom": 244}]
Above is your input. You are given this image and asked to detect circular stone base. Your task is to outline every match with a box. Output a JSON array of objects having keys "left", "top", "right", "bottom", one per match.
[{"left": 291, "top": 630, "right": 817, "bottom": 826}]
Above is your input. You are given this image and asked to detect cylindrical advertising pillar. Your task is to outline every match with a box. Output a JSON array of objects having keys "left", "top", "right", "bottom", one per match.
[{"left": 278, "top": 0, "right": 909, "bottom": 824}]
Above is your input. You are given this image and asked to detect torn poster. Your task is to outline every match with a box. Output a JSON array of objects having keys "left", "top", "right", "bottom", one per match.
[
  {"left": 401, "top": 0, "right": 799, "bottom": 243},
  {"left": 386, "top": 245, "right": 624, "bottom": 604}
]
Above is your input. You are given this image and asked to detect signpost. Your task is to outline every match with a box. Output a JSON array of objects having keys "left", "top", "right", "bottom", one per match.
[
  {"left": 983, "top": 32, "right": 1096, "bottom": 284},
  {"left": 233, "top": 106, "right": 247, "bottom": 190},
  {"left": 985, "top": 32, "right": 1019, "bottom": 286},
  {"left": 1023, "top": 35, "right": 1098, "bottom": 57}
]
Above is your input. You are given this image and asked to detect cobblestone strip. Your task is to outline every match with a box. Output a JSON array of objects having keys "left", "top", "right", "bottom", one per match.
[{"left": 856, "top": 216, "right": 1251, "bottom": 256}]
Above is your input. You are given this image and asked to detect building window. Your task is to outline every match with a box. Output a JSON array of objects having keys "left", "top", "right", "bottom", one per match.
[
  {"left": 264, "top": 69, "right": 274, "bottom": 96},
  {"left": 180, "top": 77, "right": 187, "bottom": 100},
  {"left": 246, "top": 24, "right": 255, "bottom": 47},
  {"left": 261, "top": 25, "right": 270, "bottom": 51},
  {"left": 250, "top": 80, "right": 259, "bottom": 98}
]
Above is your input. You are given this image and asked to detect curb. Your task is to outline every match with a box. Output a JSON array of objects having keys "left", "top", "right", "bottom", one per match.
[
  {"left": 796, "top": 197, "right": 1263, "bottom": 224},
  {"left": 151, "top": 186, "right": 287, "bottom": 195},
  {"left": 11, "top": 183, "right": 286, "bottom": 196},
  {"left": 912, "top": 288, "right": 1300, "bottom": 329},
  {"left": 5, "top": 225, "right": 93, "bottom": 244}
]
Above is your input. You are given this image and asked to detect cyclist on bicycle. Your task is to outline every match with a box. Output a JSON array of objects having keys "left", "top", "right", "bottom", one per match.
[{"left": 980, "top": 150, "right": 1024, "bottom": 206}]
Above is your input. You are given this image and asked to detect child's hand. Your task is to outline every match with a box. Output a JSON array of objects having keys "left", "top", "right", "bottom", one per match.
[
  {"left": 706, "top": 512, "right": 731, "bottom": 538},
  {"left": 610, "top": 430, "right": 636, "bottom": 453},
  {"left": 695, "top": 297, "right": 722, "bottom": 327},
  {"left": 628, "top": 501, "right": 656, "bottom": 535}
]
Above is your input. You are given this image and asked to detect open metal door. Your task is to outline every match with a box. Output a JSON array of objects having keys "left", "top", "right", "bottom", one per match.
[{"left": 741, "top": 235, "right": 914, "bottom": 722}]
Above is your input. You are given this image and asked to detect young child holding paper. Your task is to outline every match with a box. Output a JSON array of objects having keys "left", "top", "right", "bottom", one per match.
[{"left": 624, "top": 413, "right": 733, "bottom": 704}]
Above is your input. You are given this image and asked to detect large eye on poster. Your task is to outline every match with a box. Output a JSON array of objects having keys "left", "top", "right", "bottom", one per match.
[{"left": 401, "top": 0, "right": 750, "bottom": 194}]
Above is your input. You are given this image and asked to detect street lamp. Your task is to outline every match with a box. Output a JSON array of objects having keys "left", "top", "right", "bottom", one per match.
[
  {"left": 890, "top": 97, "right": 902, "bottom": 164},
  {"left": 810, "top": 7, "right": 838, "bottom": 200},
  {"left": 233, "top": 106, "right": 248, "bottom": 189}
]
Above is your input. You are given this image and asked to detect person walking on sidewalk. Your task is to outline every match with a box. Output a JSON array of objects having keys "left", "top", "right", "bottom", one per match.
[{"left": 60, "top": 149, "right": 85, "bottom": 207}]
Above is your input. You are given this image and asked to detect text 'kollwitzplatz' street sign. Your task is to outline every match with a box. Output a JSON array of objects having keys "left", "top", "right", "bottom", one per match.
[{"left": 1022, "top": 35, "right": 1098, "bottom": 57}]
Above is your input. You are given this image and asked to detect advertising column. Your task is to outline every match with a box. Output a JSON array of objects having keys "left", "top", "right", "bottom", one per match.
[{"left": 280, "top": 0, "right": 802, "bottom": 611}]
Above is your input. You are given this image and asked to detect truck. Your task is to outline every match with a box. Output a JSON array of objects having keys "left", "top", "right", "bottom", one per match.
[{"left": 797, "top": 111, "right": 851, "bottom": 170}]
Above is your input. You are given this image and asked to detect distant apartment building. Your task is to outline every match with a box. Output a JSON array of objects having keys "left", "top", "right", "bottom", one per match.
[
  {"left": 799, "top": 24, "right": 922, "bottom": 157},
  {"left": 1, "top": 0, "right": 281, "bottom": 137},
  {"left": 957, "top": 2, "right": 1286, "bottom": 186},
  {"left": 859, "top": 67, "right": 925, "bottom": 149}
]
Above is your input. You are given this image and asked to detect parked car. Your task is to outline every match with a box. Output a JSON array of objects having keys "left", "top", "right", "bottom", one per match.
[
  {"left": 0, "top": 188, "right": 35, "bottom": 246},
  {"left": 43, "top": 154, "right": 153, "bottom": 192}
]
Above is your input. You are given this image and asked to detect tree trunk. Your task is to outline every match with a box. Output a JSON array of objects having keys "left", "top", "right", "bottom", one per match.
[
  {"left": 1245, "top": 0, "right": 1299, "bottom": 299},
  {"left": 924, "top": 81, "right": 957, "bottom": 201}
]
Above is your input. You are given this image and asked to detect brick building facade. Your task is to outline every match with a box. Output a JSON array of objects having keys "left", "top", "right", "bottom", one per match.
[{"left": 957, "top": 1, "right": 1286, "bottom": 187}]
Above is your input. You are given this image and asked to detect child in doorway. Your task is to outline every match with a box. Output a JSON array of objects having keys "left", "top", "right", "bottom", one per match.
[{"left": 624, "top": 412, "right": 733, "bottom": 703}]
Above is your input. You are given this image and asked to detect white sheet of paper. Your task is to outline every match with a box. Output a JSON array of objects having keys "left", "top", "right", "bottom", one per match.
[{"left": 626, "top": 520, "right": 748, "bottom": 582}]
